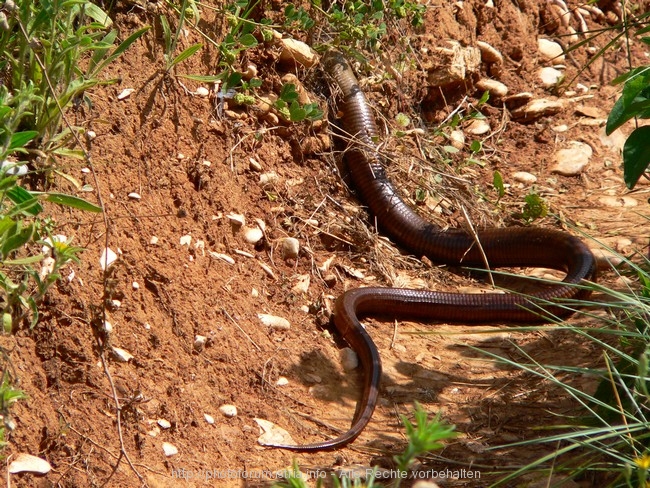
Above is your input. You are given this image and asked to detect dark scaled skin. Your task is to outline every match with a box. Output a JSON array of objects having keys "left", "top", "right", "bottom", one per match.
[{"left": 267, "top": 49, "right": 597, "bottom": 451}]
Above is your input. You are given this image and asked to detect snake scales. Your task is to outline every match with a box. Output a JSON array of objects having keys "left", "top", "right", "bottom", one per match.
[{"left": 268, "top": 48, "right": 597, "bottom": 451}]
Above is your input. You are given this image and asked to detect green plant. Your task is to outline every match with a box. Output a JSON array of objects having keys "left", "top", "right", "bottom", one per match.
[
  {"left": 459, "top": 246, "right": 650, "bottom": 486},
  {"left": 393, "top": 402, "right": 457, "bottom": 476},
  {"left": 576, "top": 9, "right": 650, "bottom": 189},
  {"left": 0, "top": 0, "right": 148, "bottom": 162},
  {"left": 0, "top": 367, "right": 27, "bottom": 448},
  {"left": 606, "top": 63, "right": 650, "bottom": 189},
  {"left": 272, "top": 403, "right": 455, "bottom": 488}
]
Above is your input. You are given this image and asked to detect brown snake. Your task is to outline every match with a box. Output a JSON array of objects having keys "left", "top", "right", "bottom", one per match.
[{"left": 268, "top": 49, "right": 597, "bottom": 451}]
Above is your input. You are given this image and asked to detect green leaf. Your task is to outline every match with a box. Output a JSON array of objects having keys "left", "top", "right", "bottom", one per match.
[
  {"left": 470, "top": 140, "right": 482, "bottom": 152},
  {"left": 9, "top": 131, "right": 38, "bottom": 150},
  {"left": 239, "top": 33, "right": 258, "bottom": 48},
  {"left": 6, "top": 187, "right": 42, "bottom": 216},
  {"left": 169, "top": 43, "right": 202, "bottom": 70},
  {"left": 288, "top": 101, "right": 306, "bottom": 122},
  {"left": 0, "top": 221, "right": 34, "bottom": 257},
  {"left": 493, "top": 170, "right": 505, "bottom": 199},
  {"left": 623, "top": 126, "right": 650, "bottom": 189},
  {"left": 177, "top": 74, "right": 225, "bottom": 83},
  {"left": 31, "top": 192, "right": 103, "bottom": 212},
  {"left": 81, "top": 2, "right": 112, "bottom": 27},
  {"left": 88, "top": 26, "right": 150, "bottom": 78},
  {"left": 2, "top": 255, "right": 45, "bottom": 265}
]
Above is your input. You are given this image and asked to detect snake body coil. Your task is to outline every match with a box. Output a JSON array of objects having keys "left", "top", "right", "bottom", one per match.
[{"left": 269, "top": 49, "right": 597, "bottom": 451}]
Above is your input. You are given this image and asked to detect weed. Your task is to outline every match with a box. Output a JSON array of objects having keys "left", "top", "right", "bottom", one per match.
[{"left": 273, "top": 403, "right": 455, "bottom": 487}]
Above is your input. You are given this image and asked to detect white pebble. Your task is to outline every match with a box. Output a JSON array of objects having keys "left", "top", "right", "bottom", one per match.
[
  {"left": 219, "top": 404, "right": 238, "bottom": 418},
  {"left": 128, "top": 192, "right": 141, "bottom": 200},
  {"left": 162, "top": 442, "right": 178, "bottom": 457},
  {"left": 195, "top": 86, "right": 209, "bottom": 97},
  {"left": 8, "top": 454, "right": 51, "bottom": 475},
  {"left": 551, "top": 141, "right": 592, "bottom": 176},
  {"left": 150, "top": 236, "right": 159, "bottom": 245},
  {"left": 204, "top": 414, "right": 215, "bottom": 424},
  {"left": 243, "top": 226, "right": 264, "bottom": 244},
  {"left": 99, "top": 247, "right": 118, "bottom": 270},
  {"left": 259, "top": 172, "right": 279, "bottom": 187},
  {"left": 86, "top": 130, "right": 97, "bottom": 141},
  {"left": 194, "top": 335, "right": 207, "bottom": 351},
  {"left": 249, "top": 158, "right": 262, "bottom": 171},
  {"left": 276, "top": 376, "right": 289, "bottom": 386},
  {"left": 179, "top": 234, "right": 192, "bottom": 246},
  {"left": 157, "top": 419, "right": 171, "bottom": 429},
  {"left": 475, "top": 78, "right": 508, "bottom": 97},
  {"left": 291, "top": 274, "right": 310, "bottom": 294},
  {"left": 132, "top": 281, "right": 140, "bottom": 290},
  {"left": 340, "top": 348, "right": 359, "bottom": 371},
  {"left": 538, "top": 38, "right": 565, "bottom": 62},
  {"left": 466, "top": 118, "right": 490, "bottom": 135},
  {"left": 117, "top": 88, "right": 134, "bottom": 100},
  {"left": 111, "top": 346, "right": 133, "bottom": 362},
  {"left": 281, "top": 237, "right": 300, "bottom": 260},
  {"left": 449, "top": 130, "right": 465, "bottom": 149},
  {"left": 258, "top": 313, "right": 290, "bottom": 330},
  {"left": 538, "top": 67, "right": 564, "bottom": 88},
  {"left": 512, "top": 171, "right": 537, "bottom": 184}
]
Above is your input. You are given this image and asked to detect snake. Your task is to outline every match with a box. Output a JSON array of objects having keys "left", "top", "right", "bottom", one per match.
[{"left": 268, "top": 49, "right": 597, "bottom": 451}]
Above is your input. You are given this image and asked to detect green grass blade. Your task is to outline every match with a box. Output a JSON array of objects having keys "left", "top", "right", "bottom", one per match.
[
  {"left": 32, "top": 192, "right": 102, "bottom": 212},
  {"left": 168, "top": 43, "right": 202, "bottom": 70}
]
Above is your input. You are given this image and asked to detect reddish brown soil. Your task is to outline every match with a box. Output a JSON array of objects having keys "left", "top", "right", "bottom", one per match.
[{"left": 4, "top": 1, "right": 650, "bottom": 487}]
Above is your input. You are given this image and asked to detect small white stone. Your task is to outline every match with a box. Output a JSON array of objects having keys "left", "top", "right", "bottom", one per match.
[
  {"left": 209, "top": 252, "right": 235, "bottom": 265},
  {"left": 538, "top": 67, "right": 564, "bottom": 88},
  {"left": 512, "top": 171, "right": 537, "bottom": 184},
  {"left": 111, "top": 299, "right": 121, "bottom": 309},
  {"left": 195, "top": 86, "right": 209, "bottom": 97},
  {"left": 179, "top": 234, "right": 192, "bottom": 246},
  {"left": 111, "top": 346, "right": 133, "bottom": 362},
  {"left": 249, "top": 157, "right": 262, "bottom": 171},
  {"left": 466, "top": 118, "right": 490, "bottom": 135},
  {"left": 150, "top": 236, "right": 159, "bottom": 245},
  {"left": 243, "top": 226, "right": 264, "bottom": 244},
  {"left": 281, "top": 237, "right": 300, "bottom": 260},
  {"left": 157, "top": 419, "right": 171, "bottom": 429},
  {"left": 86, "top": 130, "right": 97, "bottom": 141},
  {"left": 538, "top": 38, "right": 565, "bottom": 62},
  {"left": 132, "top": 281, "right": 140, "bottom": 290},
  {"left": 128, "top": 192, "right": 142, "bottom": 200},
  {"left": 258, "top": 313, "right": 290, "bottom": 330},
  {"left": 81, "top": 167, "right": 91, "bottom": 173},
  {"left": 259, "top": 172, "right": 279, "bottom": 187},
  {"left": 475, "top": 78, "right": 508, "bottom": 97},
  {"left": 598, "top": 196, "right": 638, "bottom": 208},
  {"left": 511, "top": 98, "right": 566, "bottom": 121},
  {"left": 476, "top": 40, "right": 503, "bottom": 64},
  {"left": 552, "top": 124, "right": 569, "bottom": 133},
  {"left": 276, "top": 376, "right": 289, "bottom": 386},
  {"left": 551, "top": 141, "right": 592, "bottom": 176},
  {"left": 219, "top": 404, "right": 238, "bottom": 418},
  {"left": 291, "top": 274, "right": 310, "bottom": 294},
  {"left": 227, "top": 212, "right": 246, "bottom": 229},
  {"left": 340, "top": 347, "right": 359, "bottom": 371},
  {"left": 100, "top": 247, "right": 118, "bottom": 270},
  {"left": 162, "top": 442, "right": 178, "bottom": 457},
  {"left": 449, "top": 130, "right": 465, "bottom": 149},
  {"left": 8, "top": 454, "right": 51, "bottom": 474},
  {"left": 204, "top": 414, "right": 215, "bottom": 424},
  {"left": 194, "top": 335, "right": 207, "bottom": 351},
  {"left": 117, "top": 88, "right": 134, "bottom": 100},
  {"left": 103, "top": 321, "right": 113, "bottom": 334},
  {"left": 279, "top": 38, "right": 318, "bottom": 67}
]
